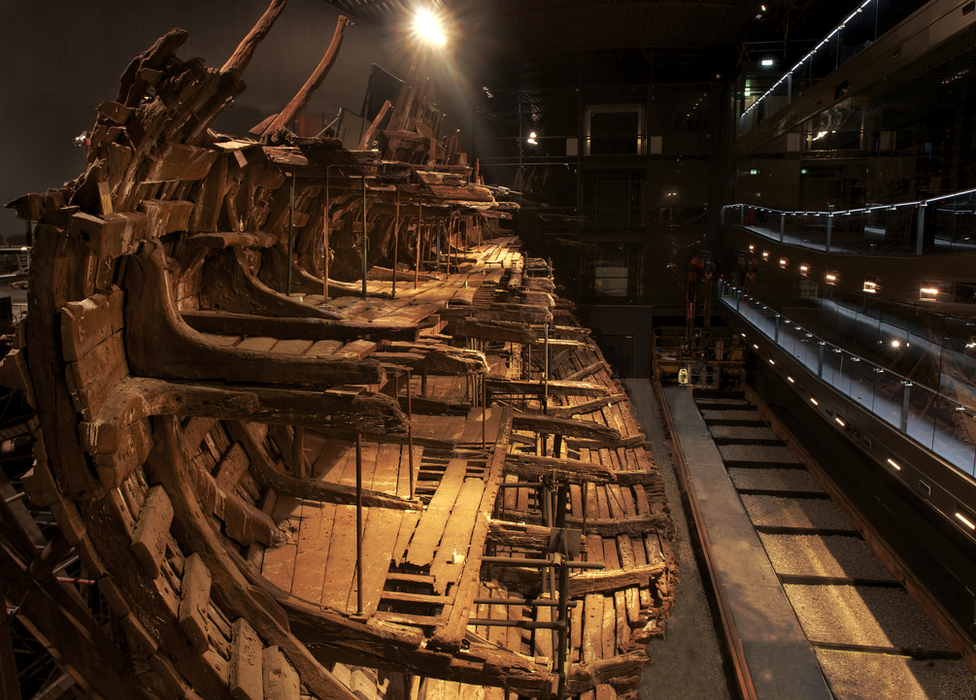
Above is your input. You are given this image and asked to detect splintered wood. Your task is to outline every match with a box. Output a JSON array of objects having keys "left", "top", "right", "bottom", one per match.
[{"left": 1, "top": 4, "right": 678, "bottom": 700}]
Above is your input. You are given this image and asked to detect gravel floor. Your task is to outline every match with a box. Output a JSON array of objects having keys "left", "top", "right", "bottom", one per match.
[
  {"left": 627, "top": 380, "right": 733, "bottom": 700},
  {"left": 816, "top": 649, "right": 974, "bottom": 700},
  {"left": 728, "top": 467, "right": 824, "bottom": 492},
  {"left": 741, "top": 494, "right": 855, "bottom": 530},
  {"left": 718, "top": 444, "right": 802, "bottom": 463},
  {"left": 759, "top": 533, "right": 895, "bottom": 580},
  {"left": 785, "top": 584, "right": 956, "bottom": 650},
  {"left": 707, "top": 424, "right": 779, "bottom": 440},
  {"left": 699, "top": 409, "right": 764, "bottom": 421}
]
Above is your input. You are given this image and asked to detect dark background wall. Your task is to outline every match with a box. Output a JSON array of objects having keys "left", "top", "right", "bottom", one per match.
[{"left": 0, "top": 0, "right": 402, "bottom": 241}]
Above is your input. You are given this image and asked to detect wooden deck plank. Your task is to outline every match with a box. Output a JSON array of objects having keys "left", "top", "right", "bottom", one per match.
[
  {"left": 320, "top": 504, "right": 359, "bottom": 612},
  {"left": 237, "top": 336, "right": 278, "bottom": 352},
  {"left": 582, "top": 594, "right": 603, "bottom": 664},
  {"left": 428, "top": 478, "right": 485, "bottom": 594},
  {"left": 405, "top": 459, "right": 469, "bottom": 568},
  {"left": 392, "top": 509, "right": 421, "bottom": 564},
  {"left": 355, "top": 507, "right": 404, "bottom": 616},
  {"left": 261, "top": 495, "right": 301, "bottom": 592},
  {"left": 311, "top": 439, "right": 352, "bottom": 483},
  {"left": 372, "top": 443, "right": 402, "bottom": 495},
  {"left": 291, "top": 500, "right": 335, "bottom": 604}
]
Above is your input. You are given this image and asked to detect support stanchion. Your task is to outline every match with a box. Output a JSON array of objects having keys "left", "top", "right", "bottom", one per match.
[
  {"left": 392, "top": 189, "right": 400, "bottom": 299},
  {"left": 356, "top": 432, "right": 364, "bottom": 615},
  {"left": 407, "top": 369, "right": 415, "bottom": 499},
  {"left": 415, "top": 204, "right": 422, "bottom": 289}
]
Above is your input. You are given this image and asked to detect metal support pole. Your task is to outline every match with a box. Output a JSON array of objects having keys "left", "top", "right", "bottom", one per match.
[
  {"left": 356, "top": 432, "right": 364, "bottom": 614},
  {"left": 287, "top": 171, "right": 295, "bottom": 295},
  {"left": 361, "top": 176, "right": 368, "bottom": 300},
  {"left": 482, "top": 373, "right": 488, "bottom": 451},
  {"left": 415, "top": 205, "right": 422, "bottom": 289},
  {"left": 323, "top": 168, "right": 330, "bottom": 301},
  {"left": 825, "top": 214, "right": 833, "bottom": 253},
  {"left": 407, "top": 370, "right": 415, "bottom": 499},
  {"left": 393, "top": 190, "right": 400, "bottom": 298},
  {"left": 818, "top": 343, "right": 825, "bottom": 378}
]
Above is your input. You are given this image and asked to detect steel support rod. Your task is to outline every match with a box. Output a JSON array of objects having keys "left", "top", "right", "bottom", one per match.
[
  {"left": 323, "top": 167, "right": 330, "bottom": 301},
  {"left": 356, "top": 432, "right": 364, "bottom": 614},
  {"left": 286, "top": 171, "right": 295, "bottom": 295},
  {"left": 415, "top": 205, "right": 422, "bottom": 289},
  {"left": 392, "top": 189, "right": 399, "bottom": 299},
  {"left": 407, "top": 369, "right": 415, "bottom": 499},
  {"left": 361, "top": 176, "right": 368, "bottom": 301}
]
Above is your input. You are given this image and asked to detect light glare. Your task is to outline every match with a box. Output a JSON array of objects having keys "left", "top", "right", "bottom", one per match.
[{"left": 414, "top": 9, "right": 447, "bottom": 46}]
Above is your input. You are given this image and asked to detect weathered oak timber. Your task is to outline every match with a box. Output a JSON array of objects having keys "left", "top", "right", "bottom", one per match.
[
  {"left": 222, "top": 0, "right": 289, "bottom": 76},
  {"left": 512, "top": 414, "right": 621, "bottom": 442},
  {"left": 226, "top": 420, "right": 419, "bottom": 510},
  {"left": 567, "top": 563, "right": 666, "bottom": 597},
  {"left": 181, "top": 310, "right": 418, "bottom": 342},
  {"left": 259, "top": 16, "right": 349, "bottom": 138},
  {"left": 505, "top": 453, "right": 615, "bottom": 484},
  {"left": 124, "top": 242, "right": 385, "bottom": 387},
  {"left": 179, "top": 553, "right": 213, "bottom": 652},
  {"left": 548, "top": 393, "right": 628, "bottom": 417},
  {"left": 145, "top": 416, "right": 359, "bottom": 700},
  {"left": 451, "top": 318, "right": 537, "bottom": 344},
  {"left": 200, "top": 247, "right": 340, "bottom": 320},
  {"left": 487, "top": 379, "right": 610, "bottom": 397}
]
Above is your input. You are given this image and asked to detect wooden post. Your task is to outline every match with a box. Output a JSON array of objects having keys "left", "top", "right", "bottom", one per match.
[
  {"left": 392, "top": 189, "right": 399, "bottom": 299},
  {"left": 356, "top": 432, "right": 364, "bottom": 615},
  {"left": 421, "top": 368, "right": 428, "bottom": 398},
  {"left": 406, "top": 370, "right": 415, "bottom": 499},
  {"left": 323, "top": 167, "right": 330, "bottom": 301},
  {"left": 361, "top": 176, "right": 367, "bottom": 301},
  {"left": 482, "top": 371, "right": 488, "bottom": 451}
]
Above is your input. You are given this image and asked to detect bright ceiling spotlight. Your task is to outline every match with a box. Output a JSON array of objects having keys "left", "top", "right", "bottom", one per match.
[
  {"left": 527, "top": 131, "right": 538, "bottom": 145},
  {"left": 891, "top": 339, "right": 901, "bottom": 348},
  {"left": 413, "top": 8, "right": 447, "bottom": 46},
  {"left": 761, "top": 58, "right": 774, "bottom": 67}
]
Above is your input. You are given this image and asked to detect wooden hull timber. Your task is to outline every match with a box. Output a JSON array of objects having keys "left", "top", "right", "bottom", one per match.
[{"left": 0, "top": 4, "right": 679, "bottom": 699}]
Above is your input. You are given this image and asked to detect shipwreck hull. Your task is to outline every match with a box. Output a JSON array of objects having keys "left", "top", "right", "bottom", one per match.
[{"left": 1, "top": 4, "right": 678, "bottom": 699}]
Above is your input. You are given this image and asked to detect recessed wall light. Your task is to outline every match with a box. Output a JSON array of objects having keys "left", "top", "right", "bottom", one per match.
[{"left": 887, "top": 458, "right": 901, "bottom": 470}]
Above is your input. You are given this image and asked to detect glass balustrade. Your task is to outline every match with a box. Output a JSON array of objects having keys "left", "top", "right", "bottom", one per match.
[{"left": 718, "top": 279, "right": 976, "bottom": 478}]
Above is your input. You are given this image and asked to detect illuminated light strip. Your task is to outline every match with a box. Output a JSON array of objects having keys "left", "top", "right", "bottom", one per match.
[
  {"left": 835, "top": 416, "right": 846, "bottom": 427},
  {"left": 956, "top": 512, "right": 976, "bottom": 530},
  {"left": 743, "top": 0, "right": 875, "bottom": 116},
  {"left": 787, "top": 376, "right": 795, "bottom": 383},
  {"left": 810, "top": 397, "right": 819, "bottom": 406},
  {"left": 887, "top": 458, "right": 901, "bottom": 470}
]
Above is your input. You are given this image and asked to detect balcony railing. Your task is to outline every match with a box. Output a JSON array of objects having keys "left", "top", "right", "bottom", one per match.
[{"left": 718, "top": 279, "right": 976, "bottom": 480}]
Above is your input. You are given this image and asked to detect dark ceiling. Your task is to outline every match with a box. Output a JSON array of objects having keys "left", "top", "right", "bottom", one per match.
[{"left": 321, "top": 0, "right": 852, "bottom": 85}]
